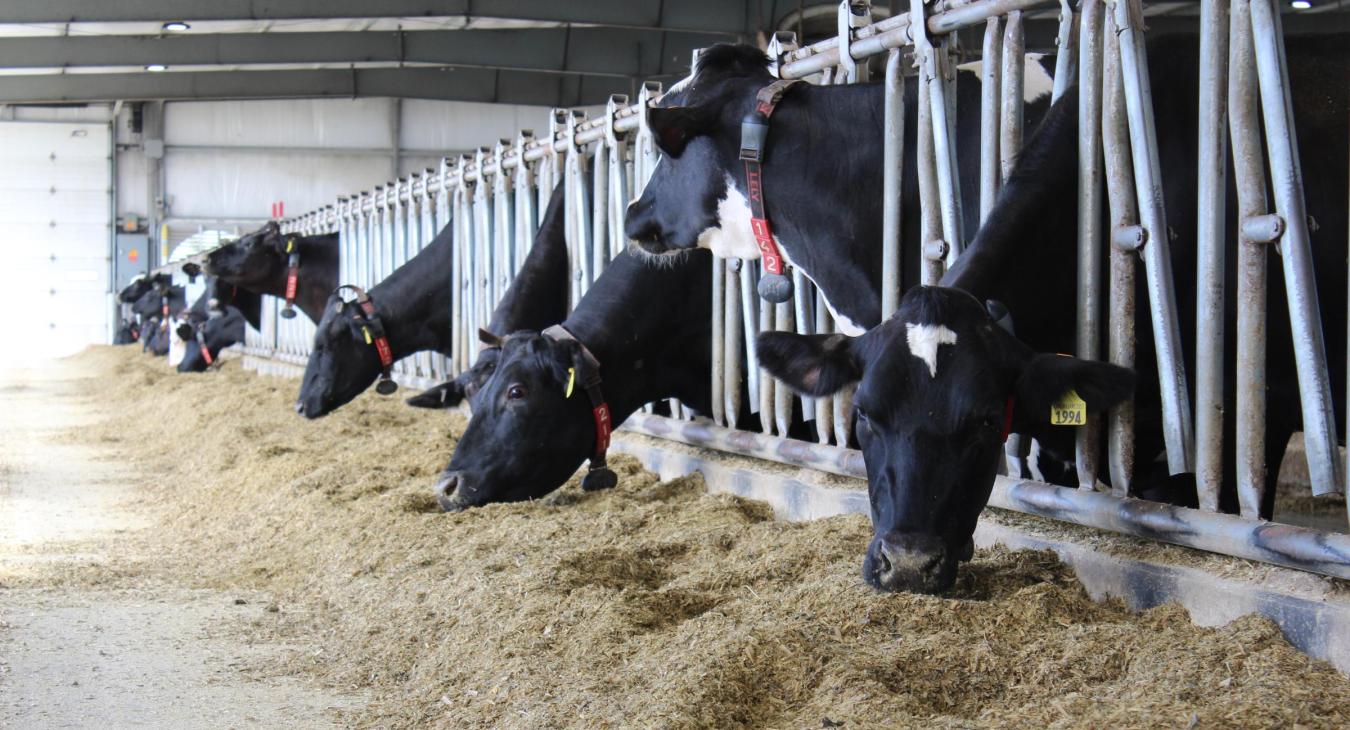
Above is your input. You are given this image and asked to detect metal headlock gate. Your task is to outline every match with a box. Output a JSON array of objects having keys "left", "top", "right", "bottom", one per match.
[{"left": 251, "top": 0, "right": 1350, "bottom": 579}]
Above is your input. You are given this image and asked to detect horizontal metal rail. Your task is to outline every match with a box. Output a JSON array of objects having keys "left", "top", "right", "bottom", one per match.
[{"left": 622, "top": 413, "right": 1350, "bottom": 580}]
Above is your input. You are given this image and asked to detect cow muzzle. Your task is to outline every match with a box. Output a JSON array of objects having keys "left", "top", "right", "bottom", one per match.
[
  {"left": 869, "top": 533, "right": 953, "bottom": 595},
  {"left": 435, "top": 471, "right": 468, "bottom": 512}
]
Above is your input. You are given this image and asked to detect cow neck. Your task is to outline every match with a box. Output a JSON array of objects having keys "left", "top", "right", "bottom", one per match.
[
  {"left": 268, "top": 234, "right": 338, "bottom": 322},
  {"left": 541, "top": 324, "right": 616, "bottom": 491},
  {"left": 726, "top": 81, "right": 888, "bottom": 330},
  {"left": 558, "top": 254, "right": 712, "bottom": 422},
  {"left": 365, "top": 226, "right": 456, "bottom": 360}
]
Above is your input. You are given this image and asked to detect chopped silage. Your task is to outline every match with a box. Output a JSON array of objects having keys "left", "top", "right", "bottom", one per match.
[{"left": 55, "top": 346, "right": 1350, "bottom": 728}]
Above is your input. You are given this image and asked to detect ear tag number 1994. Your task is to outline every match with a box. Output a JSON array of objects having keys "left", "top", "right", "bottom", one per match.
[{"left": 1050, "top": 390, "right": 1087, "bottom": 426}]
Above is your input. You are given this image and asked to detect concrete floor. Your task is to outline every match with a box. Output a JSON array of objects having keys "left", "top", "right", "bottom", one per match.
[{"left": 0, "top": 359, "right": 361, "bottom": 729}]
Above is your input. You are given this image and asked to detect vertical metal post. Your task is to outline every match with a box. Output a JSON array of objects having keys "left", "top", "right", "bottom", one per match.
[
  {"left": 1000, "top": 10, "right": 1025, "bottom": 184},
  {"left": 1076, "top": 0, "right": 1104, "bottom": 490},
  {"left": 792, "top": 269, "right": 815, "bottom": 425},
  {"left": 1195, "top": 0, "right": 1231, "bottom": 510},
  {"left": 1102, "top": 15, "right": 1138, "bottom": 496},
  {"left": 1113, "top": 0, "right": 1195, "bottom": 474},
  {"left": 759, "top": 283, "right": 776, "bottom": 434},
  {"left": 1051, "top": 0, "right": 1078, "bottom": 102},
  {"left": 916, "top": 66, "right": 944, "bottom": 287},
  {"left": 1249, "top": 0, "right": 1344, "bottom": 497},
  {"left": 712, "top": 256, "right": 726, "bottom": 426},
  {"left": 775, "top": 301, "right": 795, "bottom": 436},
  {"left": 980, "top": 18, "right": 1003, "bottom": 223},
  {"left": 881, "top": 48, "right": 906, "bottom": 320},
  {"left": 592, "top": 141, "right": 610, "bottom": 277},
  {"left": 725, "top": 261, "right": 744, "bottom": 429},
  {"left": 814, "top": 291, "right": 835, "bottom": 443},
  {"left": 740, "top": 262, "right": 761, "bottom": 411}
]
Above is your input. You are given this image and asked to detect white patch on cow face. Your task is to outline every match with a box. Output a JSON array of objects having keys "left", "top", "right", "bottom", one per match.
[
  {"left": 694, "top": 173, "right": 762, "bottom": 261},
  {"left": 905, "top": 323, "right": 959, "bottom": 378}
]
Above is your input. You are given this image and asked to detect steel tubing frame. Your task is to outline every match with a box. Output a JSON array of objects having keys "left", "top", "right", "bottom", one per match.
[{"left": 248, "top": 0, "right": 1348, "bottom": 576}]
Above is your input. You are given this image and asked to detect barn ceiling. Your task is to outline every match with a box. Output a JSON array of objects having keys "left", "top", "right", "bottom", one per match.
[{"left": 0, "top": 0, "right": 1344, "bottom": 106}]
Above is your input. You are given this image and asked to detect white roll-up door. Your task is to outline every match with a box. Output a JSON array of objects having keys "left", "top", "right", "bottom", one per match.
[{"left": 0, "top": 121, "right": 112, "bottom": 362}]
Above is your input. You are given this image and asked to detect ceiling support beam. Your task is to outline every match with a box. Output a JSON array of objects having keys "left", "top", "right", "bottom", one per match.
[{"left": 0, "top": 66, "right": 631, "bottom": 106}]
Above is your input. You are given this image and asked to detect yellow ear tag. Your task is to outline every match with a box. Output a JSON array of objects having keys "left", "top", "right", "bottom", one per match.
[
  {"left": 1050, "top": 389, "right": 1087, "bottom": 426},
  {"left": 362, "top": 326, "right": 372, "bottom": 345},
  {"left": 565, "top": 367, "right": 576, "bottom": 399},
  {"left": 286, "top": 238, "right": 295, "bottom": 253}
]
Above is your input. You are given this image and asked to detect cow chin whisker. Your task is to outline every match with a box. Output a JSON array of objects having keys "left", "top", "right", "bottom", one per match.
[{"left": 627, "top": 242, "right": 694, "bottom": 270}]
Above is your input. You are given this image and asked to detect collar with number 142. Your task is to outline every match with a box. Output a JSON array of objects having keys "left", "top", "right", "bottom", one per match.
[{"left": 739, "top": 78, "right": 801, "bottom": 304}]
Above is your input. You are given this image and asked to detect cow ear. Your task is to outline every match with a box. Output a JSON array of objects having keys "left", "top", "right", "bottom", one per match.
[
  {"left": 1012, "top": 353, "right": 1135, "bottom": 428},
  {"left": 477, "top": 328, "right": 503, "bottom": 348},
  {"left": 345, "top": 316, "right": 367, "bottom": 341},
  {"left": 756, "top": 332, "right": 861, "bottom": 397},
  {"left": 648, "top": 106, "right": 717, "bottom": 159},
  {"left": 406, "top": 381, "right": 464, "bottom": 409}
]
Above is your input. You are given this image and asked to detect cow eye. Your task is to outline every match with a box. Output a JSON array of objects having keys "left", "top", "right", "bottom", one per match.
[{"left": 507, "top": 384, "right": 527, "bottom": 400}]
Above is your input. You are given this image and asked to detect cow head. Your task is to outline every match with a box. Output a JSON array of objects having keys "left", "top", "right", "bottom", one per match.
[
  {"left": 295, "top": 291, "right": 389, "bottom": 418},
  {"left": 205, "top": 221, "right": 285, "bottom": 284},
  {"left": 177, "top": 308, "right": 245, "bottom": 373},
  {"left": 405, "top": 334, "right": 503, "bottom": 410},
  {"left": 434, "top": 331, "right": 598, "bottom": 511},
  {"left": 757, "top": 286, "right": 1134, "bottom": 594},
  {"left": 624, "top": 44, "right": 773, "bottom": 259}
]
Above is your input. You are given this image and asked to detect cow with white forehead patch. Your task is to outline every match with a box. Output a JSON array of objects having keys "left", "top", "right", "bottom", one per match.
[
  {"left": 758, "top": 88, "right": 1135, "bottom": 592},
  {"left": 760, "top": 31, "right": 1350, "bottom": 593},
  {"left": 625, "top": 43, "right": 1047, "bottom": 334}
]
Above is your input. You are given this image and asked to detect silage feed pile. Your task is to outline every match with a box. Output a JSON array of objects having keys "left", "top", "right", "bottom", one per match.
[{"left": 64, "top": 346, "right": 1350, "bottom": 728}]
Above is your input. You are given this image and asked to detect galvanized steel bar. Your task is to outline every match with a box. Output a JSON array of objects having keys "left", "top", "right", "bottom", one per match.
[
  {"left": 619, "top": 413, "right": 1350, "bottom": 580},
  {"left": 1050, "top": 0, "right": 1076, "bottom": 102},
  {"left": 916, "top": 62, "right": 944, "bottom": 286},
  {"left": 712, "top": 256, "right": 726, "bottom": 427},
  {"left": 1195, "top": 0, "right": 1231, "bottom": 511},
  {"left": 725, "top": 262, "right": 744, "bottom": 429},
  {"left": 979, "top": 17, "right": 1002, "bottom": 223},
  {"left": 999, "top": 10, "right": 1024, "bottom": 184},
  {"left": 880, "top": 47, "right": 906, "bottom": 320},
  {"left": 1113, "top": 0, "right": 1195, "bottom": 474},
  {"left": 1249, "top": 0, "right": 1344, "bottom": 497},
  {"left": 1076, "top": 0, "right": 1104, "bottom": 491},
  {"left": 1101, "top": 15, "right": 1138, "bottom": 496}
]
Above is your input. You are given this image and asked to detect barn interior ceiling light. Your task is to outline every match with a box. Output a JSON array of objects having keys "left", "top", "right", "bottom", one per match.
[
  {"left": 145, "top": 64, "right": 168, "bottom": 72},
  {"left": 1290, "top": 0, "right": 1312, "bottom": 8},
  {"left": 161, "top": 21, "right": 191, "bottom": 31}
]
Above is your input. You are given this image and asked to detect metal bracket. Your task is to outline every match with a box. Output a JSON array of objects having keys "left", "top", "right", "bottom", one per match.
[
  {"left": 1240, "top": 213, "right": 1285, "bottom": 244},
  {"left": 1112, "top": 224, "right": 1148, "bottom": 252},
  {"left": 837, "top": 0, "right": 871, "bottom": 82},
  {"left": 604, "top": 94, "right": 628, "bottom": 147},
  {"left": 923, "top": 239, "right": 949, "bottom": 261},
  {"left": 765, "top": 31, "right": 798, "bottom": 79}
]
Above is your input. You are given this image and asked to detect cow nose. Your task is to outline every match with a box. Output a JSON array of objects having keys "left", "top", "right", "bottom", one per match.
[
  {"left": 872, "top": 534, "right": 949, "bottom": 594},
  {"left": 623, "top": 201, "right": 663, "bottom": 248},
  {"left": 294, "top": 401, "right": 304, "bottom": 414},
  {"left": 435, "top": 471, "right": 466, "bottom": 512}
]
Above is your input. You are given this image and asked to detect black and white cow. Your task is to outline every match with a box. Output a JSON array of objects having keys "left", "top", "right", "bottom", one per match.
[
  {"left": 130, "top": 281, "right": 188, "bottom": 356},
  {"left": 758, "top": 33, "right": 1349, "bottom": 593},
  {"left": 204, "top": 222, "right": 339, "bottom": 324},
  {"left": 297, "top": 182, "right": 571, "bottom": 418},
  {"left": 624, "top": 43, "right": 1048, "bottom": 334},
  {"left": 176, "top": 307, "right": 248, "bottom": 373},
  {"left": 434, "top": 249, "right": 712, "bottom": 511},
  {"left": 175, "top": 277, "right": 261, "bottom": 373}
]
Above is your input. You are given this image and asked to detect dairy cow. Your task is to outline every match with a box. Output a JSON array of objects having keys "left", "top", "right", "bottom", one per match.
[
  {"left": 434, "top": 249, "right": 712, "bottom": 511},
  {"left": 757, "top": 33, "right": 1350, "bottom": 593},
  {"left": 204, "top": 222, "right": 338, "bottom": 324},
  {"left": 624, "top": 43, "right": 1048, "bottom": 333},
  {"left": 297, "top": 182, "right": 570, "bottom": 418}
]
